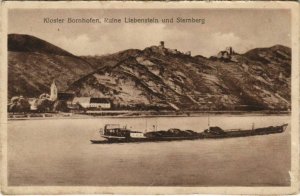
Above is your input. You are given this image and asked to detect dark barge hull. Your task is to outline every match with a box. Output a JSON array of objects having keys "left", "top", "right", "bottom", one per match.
[
  {"left": 91, "top": 136, "right": 201, "bottom": 144},
  {"left": 91, "top": 124, "right": 288, "bottom": 144},
  {"left": 202, "top": 124, "right": 288, "bottom": 139}
]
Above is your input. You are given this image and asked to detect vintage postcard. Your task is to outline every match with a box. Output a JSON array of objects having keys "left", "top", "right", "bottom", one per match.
[{"left": 0, "top": 1, "right": 299, "bottom": 195}]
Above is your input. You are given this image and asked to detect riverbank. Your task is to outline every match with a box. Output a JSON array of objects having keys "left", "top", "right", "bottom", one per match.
[{"left": 7, "top": 110, "right": 290, "bottom": 120}]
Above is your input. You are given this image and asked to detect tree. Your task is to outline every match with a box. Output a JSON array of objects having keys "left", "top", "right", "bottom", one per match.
[
  {"left": 36, "top": 98, "right": 53, "bottom": 112},
  {"left": 17, "top": 97, "right": 31, "bottom": 112},
  {"left": 8, "top": 103, "right": 17, "bottom": 113},
  {"left": 7, "top": 96, "right": 30, "bottom": 113},
  {"left": 53, "top": 100, "right": 69, "bottom": 112}
]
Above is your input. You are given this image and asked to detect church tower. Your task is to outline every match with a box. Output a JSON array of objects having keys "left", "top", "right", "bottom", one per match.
[{"left": 50, "top": 80, "right": 58, "bottom": 101}]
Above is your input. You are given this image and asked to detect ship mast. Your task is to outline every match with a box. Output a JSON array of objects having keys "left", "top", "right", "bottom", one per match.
[
  {"left": 207, "top": 101, "right": 212, "bottom": 131},
  {"left": 145, "top": 118, "right": 148, "bottom": 133},
  {"left": 208, "top": 114, "right": 210, "bottom": 130},
  {"left": 151, "top": 118, "right": 158, "bottom": 132}
]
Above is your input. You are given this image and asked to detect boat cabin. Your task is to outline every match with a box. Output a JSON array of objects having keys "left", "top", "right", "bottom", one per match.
[
  {"left": 101, "top": 124, "right": 130, "bottom": 138},
  {"left": 100, "top": 124, "right": 145, "bottom": 140}
]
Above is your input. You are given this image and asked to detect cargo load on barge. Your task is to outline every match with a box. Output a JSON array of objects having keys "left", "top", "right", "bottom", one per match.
[{"left": 90, "top": 123, "right": 288, "bottom": 143}]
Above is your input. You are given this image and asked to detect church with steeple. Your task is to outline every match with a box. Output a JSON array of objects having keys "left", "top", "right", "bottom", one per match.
[
  {"left": 47, "top": 79, "right": 111, "bottom": 109},
  {"left": 50, "top": 80, "right": 58, "bottom": 101}
]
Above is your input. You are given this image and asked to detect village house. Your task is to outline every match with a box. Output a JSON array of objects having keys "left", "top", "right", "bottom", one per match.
[
  {"left": 28, "top": 98, "right": 38, "bottom": 111},
  {"left": 49, "top": 80, "right": 112, "bottom": 109},
  {"left": 57, "top": 92, "right": 75, "bottom": 105},
  {"left": 72, "top": 97, "right": 111, "bottom": 109},
  {"left": 50, "top": 80, "right": 75, "bottom": 102},
  {"left": 27, "top": 80, "right": 112, "bottom": 111}
]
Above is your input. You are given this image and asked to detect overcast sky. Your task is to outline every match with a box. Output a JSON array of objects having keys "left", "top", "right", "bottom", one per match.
[{"left": 8, "top": 9, "right": 291, "bottom": 57}]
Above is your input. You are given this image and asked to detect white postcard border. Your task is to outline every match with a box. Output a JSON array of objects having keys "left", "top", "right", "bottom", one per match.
[{"left": 1, "top": 1, "right": 299, "bottom": 195}]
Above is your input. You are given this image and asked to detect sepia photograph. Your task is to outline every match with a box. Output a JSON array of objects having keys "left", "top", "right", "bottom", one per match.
[{"left": 1, "top": 1, "right": 299, "bottom": 195}]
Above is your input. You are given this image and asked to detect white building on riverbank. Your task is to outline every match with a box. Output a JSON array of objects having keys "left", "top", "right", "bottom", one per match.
[{"left": 72, "top": 97, "right": 111, "bottom": 109}]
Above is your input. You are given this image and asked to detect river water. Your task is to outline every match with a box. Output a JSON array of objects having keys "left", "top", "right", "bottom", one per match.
[{"left": 8, "top": 115, "right": 290, "bottom": 186}]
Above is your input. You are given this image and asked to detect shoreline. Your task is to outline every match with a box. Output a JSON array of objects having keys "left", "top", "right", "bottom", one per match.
[{"left": 7, "top": 111, "right": 291, "bottom": 121}]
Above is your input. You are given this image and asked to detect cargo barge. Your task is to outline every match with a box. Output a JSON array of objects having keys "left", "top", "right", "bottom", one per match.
[{"left": 90, "top": 123, "right": 288, "bottom": 143}]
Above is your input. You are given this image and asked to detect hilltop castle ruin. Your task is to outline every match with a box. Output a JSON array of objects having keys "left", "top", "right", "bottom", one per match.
[
  {"left": 216, "top": 47, "right": 236, "bottom": 60},
  {"left": 152, "top": 41, "right": 191, "bottom": 56}
]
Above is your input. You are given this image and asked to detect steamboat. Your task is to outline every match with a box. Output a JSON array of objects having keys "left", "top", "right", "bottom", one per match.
[{"left": 90, "top": 123, "right": 288, "bottom": 143}]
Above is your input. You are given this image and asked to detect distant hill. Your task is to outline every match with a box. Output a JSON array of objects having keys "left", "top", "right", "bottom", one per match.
[
  {"left": 80, "top": 49, "right": 142, "bottom": 70},
  {"left": 8, "top": 34, "right": 74, "bottom": 56},
  {"left": 244, "top": 45, "right": 291, "bottom": 72},
  {"left": 8, "top": 34, "right": 291, "bottom": 111},
  {"left": 8, "top": 34, "right": 94, "bottom": 98}
]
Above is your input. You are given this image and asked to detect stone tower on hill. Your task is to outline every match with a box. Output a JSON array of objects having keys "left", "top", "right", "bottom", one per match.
[{"left": 159, "top": 41, "right": 165, "bottom": 48}]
